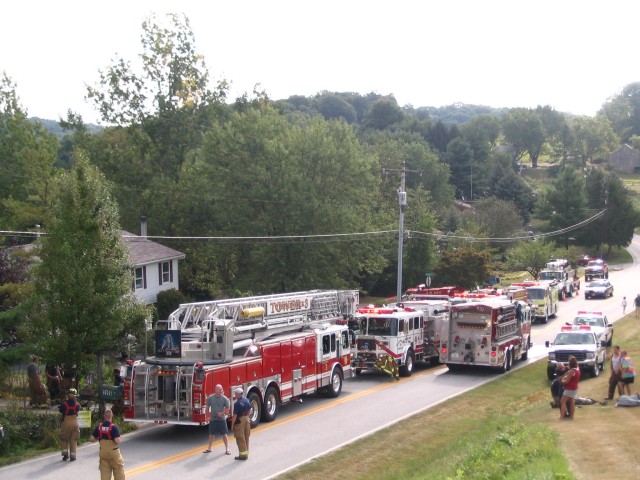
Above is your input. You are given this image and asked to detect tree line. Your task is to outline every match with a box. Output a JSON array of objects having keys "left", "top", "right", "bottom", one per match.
[{"left": 1, "top": 13, "right": 640, "bottom": 375}]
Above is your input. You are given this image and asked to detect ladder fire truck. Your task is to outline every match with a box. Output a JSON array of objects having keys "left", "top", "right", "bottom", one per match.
[
  {"left": 439, "top": 298, "right": 532, "bottom": 372},
  {"left": 122, "top": 290, "right": 359, "bottom": 427}
]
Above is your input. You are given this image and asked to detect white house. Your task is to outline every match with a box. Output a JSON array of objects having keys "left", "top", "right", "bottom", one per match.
[{"left": 121, "top": 219, "right": 185, "bottom": 305}]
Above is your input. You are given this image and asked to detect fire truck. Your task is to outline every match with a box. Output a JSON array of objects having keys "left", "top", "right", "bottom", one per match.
[
  {"left": 538, "top": 259, "right": 579, "bottom": 299},
  {"left": 511, "top": 281, "right": 558, "bottom": 324},
  {"left": 439, "top": 298, "right": 532, "bottom": 372},
  {"left": 122, "top": 290, "right": 359, "bottom": 427},
  {"left": 350, "top": 304, "right": 433, "bottom": 377}
]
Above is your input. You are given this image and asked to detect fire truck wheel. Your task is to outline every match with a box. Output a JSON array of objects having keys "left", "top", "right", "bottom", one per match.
[
  {"left": 520, "top": 346, "right": 528, "bottom": 361},
  {"left": 247, "top": 391, "right": 262, "bottom": 429},
  {"left": 400, "top": 351, "right": 414, "bottom": 377},
  {"left": 325, "top": 368, "right": 343, "bottom": 398},
  {"left": 262, "top": 387, "right": 280, "bottom": 422}
]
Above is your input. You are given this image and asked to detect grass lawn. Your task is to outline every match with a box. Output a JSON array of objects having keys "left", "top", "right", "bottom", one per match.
[{"left": 276, "top": 315, "right": 640, "bottom": 480}]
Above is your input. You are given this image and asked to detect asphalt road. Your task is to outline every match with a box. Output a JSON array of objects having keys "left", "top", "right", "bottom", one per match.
[{"left": 3, "top": 236, "right": 639, "bottom": 480}]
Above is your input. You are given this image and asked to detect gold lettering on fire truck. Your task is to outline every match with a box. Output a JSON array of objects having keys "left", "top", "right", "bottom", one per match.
[{"left": 267, "top": 297, "right": 311, "bottom": 315}]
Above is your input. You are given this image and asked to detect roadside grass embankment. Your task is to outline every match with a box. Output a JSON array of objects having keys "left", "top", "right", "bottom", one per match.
[{"left": 276, "top": 315, "right": 640, "bottom": 480}]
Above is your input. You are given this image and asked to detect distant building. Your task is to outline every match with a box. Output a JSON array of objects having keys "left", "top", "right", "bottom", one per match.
[
  {"left": 122, "top": 218, "right": 185, "bottom": 305},
  {"left": 609, "top": 144, "right": 640, "bottom": 173}
]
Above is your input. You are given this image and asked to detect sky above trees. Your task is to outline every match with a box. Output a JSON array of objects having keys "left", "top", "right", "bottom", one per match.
[{"left": 3, "top": 1, "right": 640, "bottom": 124}]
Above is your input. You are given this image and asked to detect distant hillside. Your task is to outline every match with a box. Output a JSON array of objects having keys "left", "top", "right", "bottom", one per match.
[
  {"left": 29, "top": 117, "right": 102, "bottom": 138},
  {"left": 414, "top": 102, "right": 510, "bottom": 124}
]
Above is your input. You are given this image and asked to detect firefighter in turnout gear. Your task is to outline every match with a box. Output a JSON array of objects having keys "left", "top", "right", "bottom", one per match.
[
  {"left": 375, "top": 354, "right": 399, "bottom": 380},
  {"left": 58, "top": 388, "right": 80, "bottom": 461},
  {"left": 91, "top": 409, "right": 125, "bottom": 480},
  {"left": 231, "top": 388, "right": 251, "bottom": 460}
]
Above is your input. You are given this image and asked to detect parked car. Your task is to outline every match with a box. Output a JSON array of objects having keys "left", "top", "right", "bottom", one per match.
[{"left": 584, "top": 279, "right": 613, "bottom": 299}]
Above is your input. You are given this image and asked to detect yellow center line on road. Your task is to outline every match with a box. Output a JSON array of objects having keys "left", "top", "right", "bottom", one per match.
[{"left": 126, "top": 366, "right": 443, "bottom": 477}]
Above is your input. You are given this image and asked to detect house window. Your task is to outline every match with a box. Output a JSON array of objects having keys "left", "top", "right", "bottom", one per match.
[
  {"left": 159, "top": 261, "right": 173, "bottom": 285},
  {"left": 134, "top": 266, "right": 147, "bottom": 290}
]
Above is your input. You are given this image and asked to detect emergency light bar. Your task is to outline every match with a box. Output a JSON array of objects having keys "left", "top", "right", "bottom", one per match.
[
  {"left": 357, "top": 308, "right": 395, "bottom": 314},
  {"left": 576, "top": 311, "right": 603, "bottom": 316},
  {"left": 561, "top": 325, "right": 592, "bottom": 331}
]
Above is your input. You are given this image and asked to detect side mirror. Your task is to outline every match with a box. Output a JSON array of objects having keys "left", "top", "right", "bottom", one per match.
[{"left": 545, "top": 340, "right": 550, "bottom": 348}]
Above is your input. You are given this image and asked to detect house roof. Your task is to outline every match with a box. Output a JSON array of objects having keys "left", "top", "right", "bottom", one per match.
[{"left": 121, "top": 231, "right": 185, "bottom": 266}]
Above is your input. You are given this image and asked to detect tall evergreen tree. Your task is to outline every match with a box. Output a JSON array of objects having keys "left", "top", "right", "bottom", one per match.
[{"left": 28, "top": 152, "right": 150, "bottom": 370}]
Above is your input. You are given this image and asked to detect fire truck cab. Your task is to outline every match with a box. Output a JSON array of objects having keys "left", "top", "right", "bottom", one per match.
[{"left": 351, "top": 305, "right": 426, "bottom": 377}]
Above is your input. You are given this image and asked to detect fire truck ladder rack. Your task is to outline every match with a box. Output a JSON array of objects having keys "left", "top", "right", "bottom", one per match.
[{"left": 155, "top": 290, "right": 354, "bottom": 362}]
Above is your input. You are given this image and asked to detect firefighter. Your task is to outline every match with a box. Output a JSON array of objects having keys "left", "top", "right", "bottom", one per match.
[
  {"left": 375, "top": 354, "right": 399, "bottom": 380},
  {"left": 58, "top": 388, "right": 80, "bottom": 461},
  {"left": 230, "top": 388, "right": 251, "bottom": 460},
  {"left": 90, "top": 409, "right": 125, "bottom": 480}
]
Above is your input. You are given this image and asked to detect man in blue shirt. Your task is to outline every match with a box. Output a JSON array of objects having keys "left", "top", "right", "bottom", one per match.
[
  {"left": 90, "top": 409, "right": 124, "bottom": 480},
  {"left": 230, "top": 388, "right": 251, "bottom": 460}
]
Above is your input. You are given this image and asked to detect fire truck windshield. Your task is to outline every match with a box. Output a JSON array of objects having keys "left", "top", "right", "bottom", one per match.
[
  {"left": 539, "top": 272, "right": 561, "bottom": 281},
  {"left": 527, "top": 288, "right": 545, "bottom": 300},
  {"left": 365, "top": 317, "right": 398, "bottom": 336}
]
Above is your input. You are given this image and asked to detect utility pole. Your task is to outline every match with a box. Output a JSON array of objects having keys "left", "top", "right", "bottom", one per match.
[{"left": 382, "top": 160, "right": 423, "bottom": 301}]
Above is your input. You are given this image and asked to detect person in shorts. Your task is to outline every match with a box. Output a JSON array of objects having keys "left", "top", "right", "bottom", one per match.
[
  {"left": 560, "top": 356, "right": 581, "bottom": 420},
  {"left": 619, "top": 350, "right": 636, "bottom": 396},
  {"left": 203, "top": 384, "right": 230, "bottom": 455}
]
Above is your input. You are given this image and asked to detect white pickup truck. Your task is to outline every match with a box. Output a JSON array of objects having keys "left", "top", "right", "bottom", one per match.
[
  {"left": 569, "top": 310, "right": 613, "bottom": 346},
  {"left": 545, "top": 325, "right": 607, "bottom": 379}
]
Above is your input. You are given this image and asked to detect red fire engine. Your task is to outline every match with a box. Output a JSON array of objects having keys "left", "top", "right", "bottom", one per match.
[
  {"left": 351, "top": 302, "right": 446, "bottom": 377},
  {"left": 122, "top": 290, "right": 358, "bottom": 427},
  {"left": 439, "top": 298, "right": 532, "bottom": 372}
]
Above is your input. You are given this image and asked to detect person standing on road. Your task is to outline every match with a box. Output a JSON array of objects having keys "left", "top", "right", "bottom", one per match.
[
  {"left": 90, "top": 409, "right": 125, "bottom": 480},
  {"left": 58, "top": 388, "right": 80, "bottom": 461},
  {"left": 622, "top": 296, "right": 627, "bottom": 315},
  {"left": 203, "top": 384, "right": 231, "bottom": 455},
  {"left": 619, "top": 350, "right": 636, "bottom": 396},
  {"left": 635, "top": 294, "right": 640, "bottom": 317},
  {"left": 606, "top": 346, "right": 623, "bottom": 401},
  {"left": 230, "top": 388, "right": 251, "bottom": 461},
  {"left": 560, "top": 356, "right": 581, "bottom": 420}
]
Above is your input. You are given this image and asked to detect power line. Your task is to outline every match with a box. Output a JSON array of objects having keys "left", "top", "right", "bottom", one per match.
[{"left": 0, "top": 209, "right": 606, "bottom": 244}]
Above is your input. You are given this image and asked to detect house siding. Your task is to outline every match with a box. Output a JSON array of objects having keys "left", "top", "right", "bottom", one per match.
[
  {"left": 609, "top": 144, "right": 640, "bottom": 173},
  {"left": 134, "top": 259, "right": 181, "bottom": 304},
  {"left": 122, "top": 230, "right": 185, "bottom": 305}
]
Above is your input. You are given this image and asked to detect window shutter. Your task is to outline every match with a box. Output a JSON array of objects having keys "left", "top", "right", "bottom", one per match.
[
  {"left": 158, "top": 264, "right": 163, "bottom": 286},
  {"left": 170, "top": 260, "right": 174, "bottom": 283},
  {"left": 143, "top": 265, "right": 147, "bottom": 289}
]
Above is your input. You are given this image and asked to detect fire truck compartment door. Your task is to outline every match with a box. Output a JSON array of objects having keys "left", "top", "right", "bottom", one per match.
[{"left": 292, "top": 369, "right": 303, "bottom": 397}]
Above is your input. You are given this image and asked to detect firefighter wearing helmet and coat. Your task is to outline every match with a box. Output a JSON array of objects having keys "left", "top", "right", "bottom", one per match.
[
  {"left": 58, "top": 388, "right": 80, "bottom": 461},
  {"left": 90, "top": 409, "right": 125, "bottom": 480},
  {"left": 375, "top": 354, "right": 399, "bottom": 380}
]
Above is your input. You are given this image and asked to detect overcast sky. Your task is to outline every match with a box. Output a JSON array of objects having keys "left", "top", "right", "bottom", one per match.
[{"left": 2, "top": 1, "right": 639, "bottom": 124}]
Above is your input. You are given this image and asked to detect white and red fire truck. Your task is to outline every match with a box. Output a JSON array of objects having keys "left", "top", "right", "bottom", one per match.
[
  {"left": 350, "top": 302, "right": 442, "bottom": 377},
  {"left": 439, "top": 298, "right": 532, "bottom": 372},
  {"left": 122, "top": 290, "right": 359, "bottom": 427}
]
